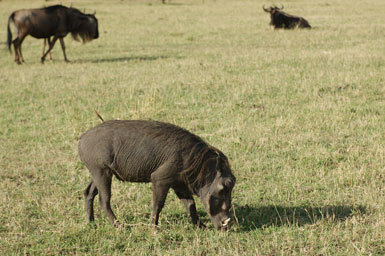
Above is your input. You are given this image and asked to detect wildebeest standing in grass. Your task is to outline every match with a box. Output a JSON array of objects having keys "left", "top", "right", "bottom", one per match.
[
  {"left": 78, "top": 120, "right": 236, "bottom": 230},
  {"left": 263, "top": 4, "right": 311, "bottom": 29},
  {"left": 7, "top": 5, "right": 99, "bottom": 64}
]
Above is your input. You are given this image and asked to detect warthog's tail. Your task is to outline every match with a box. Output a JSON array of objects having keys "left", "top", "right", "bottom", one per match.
[
  {"left": 7, "top": 13, "right": 15, "bottom": 53},
  {"left": 94, "top": 110, "right": 104, "bottom": 122}
]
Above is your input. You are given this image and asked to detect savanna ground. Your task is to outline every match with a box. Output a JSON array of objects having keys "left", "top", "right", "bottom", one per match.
[{"left": 0, "top": 0, "right": 384, "bottom": 254}]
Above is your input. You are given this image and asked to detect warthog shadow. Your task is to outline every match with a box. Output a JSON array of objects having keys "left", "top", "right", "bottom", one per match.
[
  {"left": 233, "top": 204, "right": 366, "bottom": 232},
  {"left": 115, "top": 204, "right": 365, "bottom": 231}
]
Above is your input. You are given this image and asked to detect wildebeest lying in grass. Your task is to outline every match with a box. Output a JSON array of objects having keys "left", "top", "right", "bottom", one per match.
[
  {"left": 78, "top": 120, "right": 236, "bottom": 230},
  {"left": 263, "top": 4, "right": 311, "bottom": 29},
  {"left": 7, "top": 5, "right": 99, "bottom": 64}
]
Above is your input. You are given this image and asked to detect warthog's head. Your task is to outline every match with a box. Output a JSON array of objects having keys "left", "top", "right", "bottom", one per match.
[{"left": 198, "top": 155, "right": 236, "bottom": 230}]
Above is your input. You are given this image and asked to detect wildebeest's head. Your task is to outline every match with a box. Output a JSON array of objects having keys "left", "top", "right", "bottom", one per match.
[
  {"left": 69, "top": 8, "right": 99, "bottom": 42},
  {"left": 262, "top": 4, "right": 284, "bottom": 14},
  {"left": 181, "top": 146, "right": 236, "bottom": 230}
]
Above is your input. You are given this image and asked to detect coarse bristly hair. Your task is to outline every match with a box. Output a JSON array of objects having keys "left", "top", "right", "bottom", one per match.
[
  {"left": 180, "top": 142, "right": 226, "bottom": 193},
  {"left": 71, "top": 24, "right": 94, "bottom": 43},
  {"left": 69, "top": 8, "right": 96, "bottom": 43}
]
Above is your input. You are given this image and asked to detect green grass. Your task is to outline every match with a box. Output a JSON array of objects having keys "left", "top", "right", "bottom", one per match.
[{"left": 1, "top": 0, "right": 384, "bottom": 254}]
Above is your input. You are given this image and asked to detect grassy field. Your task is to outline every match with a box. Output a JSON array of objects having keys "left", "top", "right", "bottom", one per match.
[{"left": 1, "top": 0, "right": 384, "bottom": 254}]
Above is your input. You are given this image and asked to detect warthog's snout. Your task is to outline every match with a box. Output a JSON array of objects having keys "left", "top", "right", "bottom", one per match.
[{"left": 222, "top": 217, "right": 231, "bottom": 227}]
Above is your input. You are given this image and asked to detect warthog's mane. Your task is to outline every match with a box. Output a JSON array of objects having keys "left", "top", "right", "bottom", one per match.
[
  {"left": 180, "top": 142, "right": 228, "bottom": 193},
  {"left": 141, "top": 122, "right": 227, "bottom": 191}
]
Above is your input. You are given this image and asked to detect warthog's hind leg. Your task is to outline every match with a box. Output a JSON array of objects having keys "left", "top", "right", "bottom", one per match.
[
  {"left": 88, "top": 167, "right": 118, "bottom": 225},
  {"left": 84, "top": 180, "right": 98, "bottom": 222}
]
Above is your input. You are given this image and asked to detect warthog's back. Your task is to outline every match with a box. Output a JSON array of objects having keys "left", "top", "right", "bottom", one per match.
[{"left": 78, "top": 120, "right": 203, "bottom": 182}]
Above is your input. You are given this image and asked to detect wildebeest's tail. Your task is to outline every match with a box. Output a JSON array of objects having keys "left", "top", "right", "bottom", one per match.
[{"left": 7, "top": 13, "right": 15, "bottom": 52}]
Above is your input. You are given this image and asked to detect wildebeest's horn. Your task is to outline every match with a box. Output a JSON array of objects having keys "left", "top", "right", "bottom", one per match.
[
  {"left": 262, "top": 4, "right": 269, "bottom": 12},
  {"left": 87, "top": 9, "right": 96, "bottom": 15},
  {"left": 280, "top": 4, "right": 284, "bottom": 10}
]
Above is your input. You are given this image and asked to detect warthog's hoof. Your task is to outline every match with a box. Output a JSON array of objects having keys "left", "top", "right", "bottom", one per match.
[
  {"left": 113, "top": 220, "right": 121, "bottom": 228},
  {"left": 197, "top": 221, "right": 206, "bottom": 229}
]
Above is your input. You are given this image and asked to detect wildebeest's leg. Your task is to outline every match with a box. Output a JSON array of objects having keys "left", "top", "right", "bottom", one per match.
[
  {"left": 84, "top": 180, "right": 98, "bottom": 222},
  {"left": 42, "top": 39, "right": 46, "bottom": 59},
  {"left": 59, "top": 37, "right": 69, "bottom": 62},
  {"left": 87, "top": 167, "right": 118, "bottom": 226},
  {"left": 19, "top": 43, "right": 25, "bottom": 63},
  {"left": 15, "top": 30, "right": 28, "bottom": 64},
  {"left": 41, "top": 36, "right": 59, "bottom": 63},
  {"left": 173, "top": 186, "right": 205, "bottom": 228},
  {"left": 42, "top": 38, "right": 53, "bottom": 60},
  {"left": 12, "top": 38, "right": 20, "bottom": 64},
  {"left": 12, "top": 36, "right": 25, "bottom": 64}
]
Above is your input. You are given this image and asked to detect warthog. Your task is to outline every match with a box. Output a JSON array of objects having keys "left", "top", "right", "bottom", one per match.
[
  {"left": 78, "top": 120, "right": 236, "bottom": 230},
  {"left": 263, "top": 4, "right": 311, "bottom": 29}
]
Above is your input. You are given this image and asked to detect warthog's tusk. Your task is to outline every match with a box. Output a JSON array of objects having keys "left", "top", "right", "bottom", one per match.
[{"left": 222, "top": 218, "right": 231, "bottom": 227}]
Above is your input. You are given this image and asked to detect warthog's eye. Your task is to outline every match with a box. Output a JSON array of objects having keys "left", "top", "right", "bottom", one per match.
[
  {"left": 218, "top": 183, "right": 232, "bottom": 197},
  {"left": 218, "top": 186, "right": 228, "bottom": 196},
  {"left": 209, "top": 196, "right": 223, "bottom": 215}
]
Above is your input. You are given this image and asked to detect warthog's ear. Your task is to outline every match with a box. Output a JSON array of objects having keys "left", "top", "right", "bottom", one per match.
[{"left": 224, "top": 177, "right": 235, "bottom": 188}]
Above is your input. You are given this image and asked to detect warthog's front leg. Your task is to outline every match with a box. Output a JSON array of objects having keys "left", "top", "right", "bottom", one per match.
[
  {"left": 150, "top": 182, "right": 170, "bottom": 226},
  {"left": 150, "top": 162, "right": 177, "bottom": 226},
  {"left": 173, "top": 185, "right": 205, "bottom": 228}
]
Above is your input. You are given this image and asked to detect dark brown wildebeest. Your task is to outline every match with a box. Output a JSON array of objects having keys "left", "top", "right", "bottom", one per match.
[
  {"left": 7, "top": 5, "right": 99, "bottom": 64},
  {"left": 78, "top": 120, "right": 236, "bottom": 230},
  {"left": 263, "top": 4, "right": 311, "bottom": 29}
]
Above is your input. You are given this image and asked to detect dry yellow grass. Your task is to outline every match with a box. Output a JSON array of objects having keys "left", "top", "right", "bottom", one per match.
[{"left": 0, "top": 0, "right": 384, "bottom": 254}]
